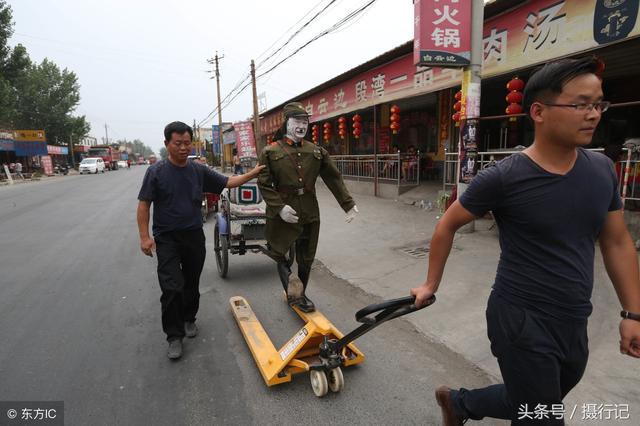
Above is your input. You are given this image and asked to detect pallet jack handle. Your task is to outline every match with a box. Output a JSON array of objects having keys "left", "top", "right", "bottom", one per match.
[{"left": 325, "top": 295, "right": 436, "bottom": 357}]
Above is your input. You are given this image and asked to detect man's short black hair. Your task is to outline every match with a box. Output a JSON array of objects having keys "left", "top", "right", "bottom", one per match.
[
  {"left": 164, "top": 121, "right": 193, "bottom": 142},
  {"left": 523, "top": 56, "right": 604, "bottom": 118}
]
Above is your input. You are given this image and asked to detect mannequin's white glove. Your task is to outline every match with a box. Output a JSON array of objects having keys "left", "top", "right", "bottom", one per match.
[
  {"left": 279, "top": 205, "right": 299, "bottom": 223},
  {"left": 345, "top": 205, "right": 359, "bottom": 223}
]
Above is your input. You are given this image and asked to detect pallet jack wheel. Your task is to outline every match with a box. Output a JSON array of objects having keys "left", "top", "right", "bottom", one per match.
[
  {"left": 327, "top": 367, "right": 344, "bottom": 393},
  {"left": 310, "top": 370, "right": 328, "bottom": 397}
]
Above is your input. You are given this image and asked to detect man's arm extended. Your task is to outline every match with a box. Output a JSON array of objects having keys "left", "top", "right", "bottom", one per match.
[
  {"left": 410, "top": 200, "right": 476, "bottom": 307},
  {"left": 137, "top": 200, "right": 155, "bottom": 257},
  {"left": 226, "top": 164, "right": 265, "bottom": 188},
  {"left": 599, "top": 209, "right": 640, "bottom": 358}
]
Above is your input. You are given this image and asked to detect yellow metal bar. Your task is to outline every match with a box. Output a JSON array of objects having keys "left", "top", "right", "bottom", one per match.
[{"left": 231, "top": 296, "right": 365, "bottom": 388}]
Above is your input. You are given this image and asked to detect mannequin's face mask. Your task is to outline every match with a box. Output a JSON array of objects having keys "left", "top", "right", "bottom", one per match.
[{"left": 286, "top": 117, "right": 309, "bottom": 142}]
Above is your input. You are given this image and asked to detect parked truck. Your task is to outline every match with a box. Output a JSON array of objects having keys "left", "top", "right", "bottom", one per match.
[{"left": 88, "top": 145, "right": 121, "bottom": 170}]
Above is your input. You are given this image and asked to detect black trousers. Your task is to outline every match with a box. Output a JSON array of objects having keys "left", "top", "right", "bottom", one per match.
[
  {"left": 452, "top": 291, "right": 589, "bottom": 425},
  {"left": 155, "top": 229, "right": 206, "bottom": 341}
]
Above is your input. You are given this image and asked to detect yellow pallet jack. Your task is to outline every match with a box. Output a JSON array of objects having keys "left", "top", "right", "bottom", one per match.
[{"left": 230, "top": 294, "right": 436, "bottom": 397}]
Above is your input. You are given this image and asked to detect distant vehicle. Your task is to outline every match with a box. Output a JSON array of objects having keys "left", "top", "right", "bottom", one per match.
[
  {"left": 79, "top": 157, "right": 105, "bottom": 174},
  {"left": 88, "top": 145, "right": 121, "bottom": 170},
  {"left": 137, "top": 157, "right": 145, "bottom": 165},
  {"left": 117, "top": 160, "right": 127, "bottom": 168}
]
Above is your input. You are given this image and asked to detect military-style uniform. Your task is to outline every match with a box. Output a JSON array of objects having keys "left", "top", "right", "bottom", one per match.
[{"left": 258, "top": 137, "right": 355, "bottom": 311}]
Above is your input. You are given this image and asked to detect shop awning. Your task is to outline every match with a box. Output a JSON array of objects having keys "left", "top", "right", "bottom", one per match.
[{"left": 15, "top": 141, "right": 47, "bottom": 156}]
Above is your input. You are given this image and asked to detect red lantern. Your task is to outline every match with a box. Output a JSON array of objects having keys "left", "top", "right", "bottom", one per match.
[
  {"left": 452, "top": 112, "right": 461, "bottom": 122},
  {"left": 311, "top": 124, "right": 319, "bottom": 143},
  {"left": 505, "top": 103, "right": 524, "bottom": 115},
  {"left": 453, "top": 101, "right": 462, "bottom": 112},
  {"left": 505, "top": 91, "right": 523, "bottom": 104},
  {"left": 454, "top": 90, "right": 462, "bottom": 101},
  {"left": 506, "top": 77, "right": 524, "bottom": 92},
  {"left": 353, "top": 121, "right": 362, "bottom": 130}
]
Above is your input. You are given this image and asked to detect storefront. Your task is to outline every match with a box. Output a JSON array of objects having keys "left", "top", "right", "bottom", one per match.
[
  {"left": 0, "top": 130, "right": 16, "bottom": 167},
  {"left": 259, "top": 0, "right": 640, "bottom": 196}
]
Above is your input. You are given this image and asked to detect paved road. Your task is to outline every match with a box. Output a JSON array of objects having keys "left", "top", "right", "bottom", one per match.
[{"left": 0, "top": 167, "right": 500, "bottom": 425}]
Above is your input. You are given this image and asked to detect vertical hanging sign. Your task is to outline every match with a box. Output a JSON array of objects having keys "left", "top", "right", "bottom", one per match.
[
  {"left": 234, "top": 121, "right": 258, "bottom": 159},
  {"left": 414, "top": 0, "right": 472, "bottom": 67}
]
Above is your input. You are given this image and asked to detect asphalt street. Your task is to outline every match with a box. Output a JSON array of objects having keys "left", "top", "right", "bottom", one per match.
[{"left": 0, "top": 167, "right": 500, "bottom": 426}]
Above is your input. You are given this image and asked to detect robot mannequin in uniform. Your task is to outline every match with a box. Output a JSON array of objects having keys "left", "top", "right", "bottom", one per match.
[{"left": 258, "top": 102, "right": 358, "bottom": 312}]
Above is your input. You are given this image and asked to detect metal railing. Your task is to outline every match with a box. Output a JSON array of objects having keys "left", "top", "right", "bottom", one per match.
[
  {"left": 442, "top": 146, "right": 640, "bottom": 208},
  {"left": 333, "top": 152, "right": 421, "bottom": 188}
]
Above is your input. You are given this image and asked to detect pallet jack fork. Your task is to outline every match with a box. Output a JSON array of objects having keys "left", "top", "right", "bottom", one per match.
[{"left": 230, "top": 294, "right": 436, "bottom": 397}]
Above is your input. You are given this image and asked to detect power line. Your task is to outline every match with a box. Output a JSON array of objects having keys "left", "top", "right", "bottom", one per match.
[
  {"left": 254, "top": 0, "right": 328, "bottom": 62},
  {"left": 256, "top": 0, "right": 339, "bottom": 70},
  {"left": 198, "top": 0, "right": 379, "bottom": 126},
  {"left": 198, "top": 0, "right": 341, "bottom": 126},
  {"left": 257, "top": 0, "right": 379, "bottom": 79}
]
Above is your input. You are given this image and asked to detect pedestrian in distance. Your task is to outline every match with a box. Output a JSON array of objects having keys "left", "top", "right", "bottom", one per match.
[
  {"left": 137, "top": 121, "right": 264, "bottom": 360},
  {"left": 411, "top": 56, "right": 640, "bottom": 425},
  {"left": 14, "top": 161, "right": 24, "bottom": 179},
  {"left": 258, "top": 102, "right": 358, "bottom": 313},
  {"left": 233, "top": 148, "right": 243, "bottom": 174}
]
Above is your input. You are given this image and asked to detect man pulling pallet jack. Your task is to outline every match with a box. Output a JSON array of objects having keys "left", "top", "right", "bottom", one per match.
[{"left": 257, "top": 102, "right": 359, "bottom": 312}]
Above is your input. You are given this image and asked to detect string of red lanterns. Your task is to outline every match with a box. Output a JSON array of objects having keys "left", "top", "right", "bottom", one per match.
[
  {"left": 505, "top": 77, "right": 525, "bottom": 116},
  {"left": 452, "top": 89, "right": 462, "bottom": 126},
  {"left": 323, "top": 122, "right": 332, "bottom": 143},
  {"left": 338, "top": 116, "right": 347, "bottom": 140},
  {"left": 352, "top": 114, "right": 362, "bottom": 139},
  {"left": 390, "top": 105, "right": 401, "bottom": 134},
  {"left": 311, "top": 124, "right": 319, "bottom": 144}
]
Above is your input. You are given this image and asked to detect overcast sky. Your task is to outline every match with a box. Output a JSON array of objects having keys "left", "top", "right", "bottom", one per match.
[{"left": 7, "top": 0, "right": 427, "bottom": 154}]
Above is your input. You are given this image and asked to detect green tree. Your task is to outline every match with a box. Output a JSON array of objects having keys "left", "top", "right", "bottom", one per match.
[
  {"left": 14, "top": 59, "right": 89, "bottom": 143},
  {"left": 159, "top": 147, "right": 168, "bottom": 160},
  {"left": 0, "top": 0, "right": 89, "bottom": 140}
]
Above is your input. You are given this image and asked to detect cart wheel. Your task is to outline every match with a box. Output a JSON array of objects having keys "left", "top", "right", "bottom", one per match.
[
  {"left": 214, "top": 223, "right": 229, "bottom": 278},
  {"left": 310, "top": 370, "right": 328, "bottom": 397},
  {"left": 327, "top": 367, "right": 344, "bottom": 393},
  {"left": 286, "top": 243, "right": 295, "bottom": 268}
]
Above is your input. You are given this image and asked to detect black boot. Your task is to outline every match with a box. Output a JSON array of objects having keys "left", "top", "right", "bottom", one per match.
[
  {"left": 293, "top": 263, "right": 315, "bottom": 313},
  {"left": 277, "top": 261, "right": 303, "bottom": 304}
]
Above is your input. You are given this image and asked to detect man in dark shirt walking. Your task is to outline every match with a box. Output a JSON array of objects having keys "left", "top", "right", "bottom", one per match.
[
  {"left": 411, "top": 57, "right": 640, "bottom": 424},
  {"left": 137, "top": 121, "right": 264, "bottom": 360}
]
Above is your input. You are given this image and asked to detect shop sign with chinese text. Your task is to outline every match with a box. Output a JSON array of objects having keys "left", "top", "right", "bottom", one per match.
[
  {"left": 482, "top": 0, "right": 640, "bottom": 77},
  {"left": 234, "top": 121, "right": 257, "bottom": 159},
  {"left": 414, "top": 0, "right": 472, "bottom": 67}
]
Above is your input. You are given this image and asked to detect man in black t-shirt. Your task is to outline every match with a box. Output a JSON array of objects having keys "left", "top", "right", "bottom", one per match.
[
  {"left": 411, "top": 57, "right": 640, "bottom": 424},
  {"left": 137, "top": 121, "right": 264, "bottom": 360}
]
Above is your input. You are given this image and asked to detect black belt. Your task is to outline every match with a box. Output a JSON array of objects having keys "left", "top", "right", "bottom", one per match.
[{"left": 278, "top": 186, "right": 314, "bottom": 195}]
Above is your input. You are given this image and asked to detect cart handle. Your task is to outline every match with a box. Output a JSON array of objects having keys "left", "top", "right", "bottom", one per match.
[
  {"left": 324, "top": 295, "right": 437, "bottom": 357},
  {"left": 355, "top": 295, "right": 436, "bottom": 324}
]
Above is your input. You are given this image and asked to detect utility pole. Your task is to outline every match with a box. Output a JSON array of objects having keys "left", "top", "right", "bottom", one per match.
[
  {"left": 69, "top": 133, "right": 75, "bottom": 168},
  {"left": 208, "top": 52, "right": 225, "bottom": 170},
  {"left": 104, "top": 124, "right": 109, "bottom": 145},
  {"left": 457, "top": 0, "right": 484, "bottom": 234},
  {"left": 193, "top": 119, "right": 198, "bottom": 156},
  {"left": 251, "top": 59, "right": 262, "bottom": 154}
]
